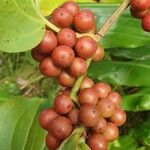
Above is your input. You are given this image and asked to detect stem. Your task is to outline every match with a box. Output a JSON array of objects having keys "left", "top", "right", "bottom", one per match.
[{"left": 70, "top": 0, "right": 130, "bottom": 103}]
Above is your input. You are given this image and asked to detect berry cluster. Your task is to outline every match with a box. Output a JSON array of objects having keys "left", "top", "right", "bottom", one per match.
[{"left": 130, "top": 0, "right": 150, "bottom": 32}]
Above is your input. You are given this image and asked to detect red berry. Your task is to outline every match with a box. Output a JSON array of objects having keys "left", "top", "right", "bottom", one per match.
[
  {"left": 38, "top": 30, "right": 57, "bottom": 54},
  {"left": 68, "top": 108, "right": 79, "bottom": 125},
  {"left": 75, "top": 36, "right": 97, "bottom": 59},
  {"left": 59, "top": 88, "right": 71, "bottom": 96},
  {"left": 93, "top": 45, "right": 105, "bottom": 62},
  {"left": 80, "top": 77, "right": 94, "bottom": 90},
  {"left": 39, "top": 57, "right": 61, "bottom": 77},
  {"left": 52, "top": 45, "right": 75, "bottom": 68},
  {"left": 141, "top": 14, "right": 150, "bottom": 32}
]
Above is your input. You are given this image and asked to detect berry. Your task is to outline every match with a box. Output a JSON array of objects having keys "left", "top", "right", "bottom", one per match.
[
  {"left": 54, "top": 94, "right": 73, "bottom": 114},
  {"left": 87, "top": 133, "right": 108, "bottom": 150},
  {"left": 45, "top": 134, "right": 61, "bottom": 150},
  {"left": 79, "top": 104, "right": 99, "bottom": 127},
  {"left": 62, "top": 1, "right": 80, "bottom": 16},
  {"left": 52, "top": 45, "right": 75, "bottom": 68},
  {"left": 60, "top": 88, "right": 71, "bottom": 96},
  {"left": 74, "top": 10, "right": 95, "bottom": 32},
  {"left": 110, "top": 108, "right": 126, "bottom": 126},
  {"left": 93, "top": 82, "right": 111, "bottom": 99},
  {"left": 57, "top": 28, "right": 76, "bottom": 47},
  {"left": 69, "top": 57, "right": 87, "bottom": 77},
  {"left": 78, "top": 88, "right": 98, "bottom": 105},
  {"left": 49, "top": 116, "right": 73, "bottom": 140},
  {"left": 38, "top": 30, "right": 57, "bottom": 54},
  {"left": 39, "top": 57, "right": 61, "bottom": 77},
  {"left": 68, "top": 108, "right": 79, "bottom": 125},
  {"left": 80, "top": 77, "right": 94, "bottom": 90},
  {"left": 51, "top": 8, "right": 73, "bottom": 28},
  {"left": 75, "top": 36, "right": 97, "bottom": 59},
  {"left": 39, "top": 108, "right": 58, "bottom": 130},
  {"left": 93, "top": 45, "right": 105, "bottom": 62},
  {"left": 97, "top": 98, "right": 115, "bottom": 118},
  {"left": 103, "top": 122, "right": 119, "bottom": 141},
  {"left": 141, "top": 14, "right": 150, "bottom": 32},
  {"left": 58, "top": 71, "right": 75, "bottom": 87}
]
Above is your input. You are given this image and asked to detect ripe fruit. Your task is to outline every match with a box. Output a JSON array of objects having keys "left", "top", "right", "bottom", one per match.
[
  {"left": 79, "top": 104, "right": 99, "bottom": 127},
  {"left": 75, "top": 36, "right": 97, "bottom": 59},
  {"left": 92, "top": 117, "right": 107, "bottom": 134},
  {"left": 62, "top": 1, "right": 80, "bottom": 16},
  {"left": 49, "top": 116, "right": 73, "bottom": 140},
  {"left": 97, "top": 98, "right": 115, "bottom": 118},
  {"left": 87, "top": 133, "right": 108, "bottom": 150},
  {"left": 69, "top": 57, "right": 87, "bottom": 77},
  {"left": 39, "top": 109, "right": 58, "bottom": 130},
  {"left": 93, "top": 45, "right": 105, "bottom": 62},
  {"left": 141, "top": 14, "right": 150, "bottom": 32},
  {"left": 80, "top": 77, "right": 94, "bottom": 90},
  {"left": 39, "top": 57, "right": 61, "bottom": 77},
  {"left": 54, "top": 94, "right": 73, "bottom": 114},
  {"left": 74, "top": 10, "right": 95, "bottom": 32},
  {"left": 45, "top": 134, "right": 61, "bottom": 150},
  {"left": 110, "top": 108, "right": 126, "bottom": 126},
  {"left": 93, "top": 82, "right": 111, "bottom": 99},
  {"left": 38, "top": 30, "right": 57, "bottom": 54},
  {"left": 103, "top": 122, "right": 119, "bottom": 141},
  {"left": 60, "top": 88, "right": 71, "bottom": 96},
  {"left": 52, "top": 45, "right": 75, "bottom": 68},
  {"left": 68, "top": 108, "right": 79, "bottom": 125},
  {"left": 57, "top": 28, "right": 76, "bottom": 47},
  {"left": 78, "top": 88, "right": 98, "bottom": 105},
  {"left": 51, "top": 8, "right": 73, "bottom": 28}
]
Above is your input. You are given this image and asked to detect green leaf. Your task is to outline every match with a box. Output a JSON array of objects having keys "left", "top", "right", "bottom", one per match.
[
  {"left": 108, "top": 135, "right": 138, "bottom": 150},
  {"left": 0, "top": 0, "right": 45, "bottom": 53}
]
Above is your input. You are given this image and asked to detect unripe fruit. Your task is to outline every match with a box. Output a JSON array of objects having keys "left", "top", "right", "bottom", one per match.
[
  {"left": 58, "top": 71, "right": 75, "bottom": 87},
  {"left": 39, "top": 109, "right": 58, "bottom": 130},
  {"left": 38, "top": 30, "right": 57, "bottom": 54},
  {"left": 80, "top": 77, "right": 94, "bottom": 90},
  {"left": 93, "top": 82, "right": 111, "bottom": 99},
  {"left": 103, "top": 122, "right": 119, "bottom": 141},
  {"left": 74, "top": 10, "right": 95, "bottom": 32},
  {"left": 49, "top": 116, "right": 73, "bottom": 140},
  {"left": 75, "top": 36, "right": 97, "bottom": 59},
  {"left": 79, "top": 104, "right": 99, "bottom": 127},
  {"left": 69, "top": 57, "right": 87, "bottom": 77},
  {"left": 52, "top": 45, "right": 75, "bottom": 68},
  {"left": 97, "top": 98, "right": 115, "bottom": 118},
  {"left": 110, "top": 108, "right": 126, "bottom": 126},
  {"left": 45, "top": 134, "right": 61, "bottom": 150},
  {"left": 141, "top": 14, "right": 150, "bottom": 32},
  {"left": 87, "top": 133, "right": 108, "bottom": 150},
  {"left": 54, "top": 94, "right": 73, "bottom": 114},
  {"left": 51, "top": 8, "right": 73, "bottom": 28},
  {"left": 78, "top": 88, "right": 98, "bottom": 105},
  {"left": 93, "top": 45, "right": 105, "bottom": 62},
  {"left": 92, "top": 117, "right": 107, "bottom": 134},
  {"left": 62, "top": 1, "right": 80, "bottom": 16},
  {"left": 57, "top": 28, "right": 76, "bottom": 47},
  {"left": 68, "top": 108, "right": 79, "bottom": 125},
  {"left": 39, "top": 57, "right": 61, "bottom": 77}
]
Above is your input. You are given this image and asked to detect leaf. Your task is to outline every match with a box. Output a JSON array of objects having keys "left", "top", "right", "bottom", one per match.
[
  {"left": 108, "top": 135, "right": 138, "bottom": 150},
  {"left": 0, "top": 0, "right": 45, "bottom": 53},
  {"left": 101, "top": 0, "right": 123, "bottom": 3}
]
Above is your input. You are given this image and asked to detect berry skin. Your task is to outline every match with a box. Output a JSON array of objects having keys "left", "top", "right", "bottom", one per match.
[
  {"left": 87, "top": 133, "right": 108, "bottom": 150},
  {"left": 51, "top": 8, "right": 73, "bottom": 28},
  {"left": 59, "top": 88, "right": 71, "bottom": 96},
  {"left": 74, "top": 10, "right": 95, "bottom": 32},
  {"left": 52, "top": 45, "right": 75, "bottom": 68},
  {"left": 68, "top": 108, "right": 79, "bottom": 125},
  {"left": 93, "top": 45, "right": 105, "bottom": 62},
  {"left": 79, "top": 104, "right": 99, "bottom": 127},
  {"left": 75, "top": 36, "right": 97, "bottom": 59},
  {"left": 49, "top": 116, "right": 73, "bottom": 140},
  {"left": 45, "top": 134, "right": 61, "bottom": 150},
  {"left": 78, "top": 88, "right": 98, "bottom": 105},
  {"left": 57, "top": 71, "right": 75, "bottom": 87},
  {"left": 103, "top": 122, "right": 119, "bottom": 142},
  {"left": 39, "top": 109, "right": 58, "bottom": 130},
  {"left": 80, "top": 77, "right": 94, "bottom": 90},
  {"left": 62, "top": 1, "right": 80, "bottom": 16},
  {"left": 54, "top": 94, "right": 73, "bottom": 114},
  {"left": 39, "top": 57, "right": 61, "bottom": 77},
  {"left": 141, "top": 14, "right": 150, "bottom": 32},
  {"left": 38, "top": 30, "right": 57, "bottom": 54},
  {"left": 57, "top": 28, "right": 77, "bottom": 47},
  {"left": 69, "top": 57, "right": 87, "bottom": 77}
]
